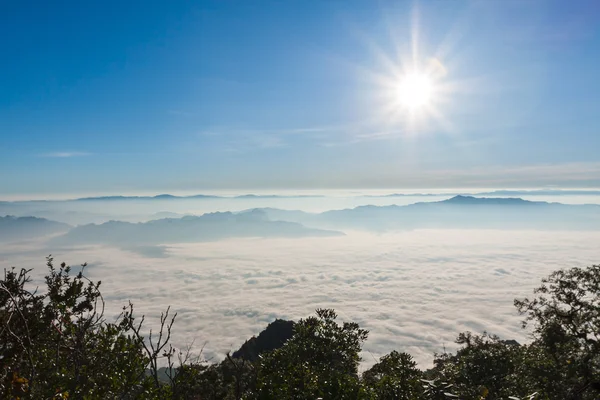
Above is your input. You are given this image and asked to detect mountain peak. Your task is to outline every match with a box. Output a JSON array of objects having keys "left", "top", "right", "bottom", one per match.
[{"left": 443, "top": 195, "right": 534, "bottom": 205}]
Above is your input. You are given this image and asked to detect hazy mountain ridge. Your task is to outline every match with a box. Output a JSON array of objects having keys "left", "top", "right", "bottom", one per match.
[
  {"left": 4, "top": 190, "right": 600, "bottom": 204},
  {"left": 380, "top": 190, "right": 600, "bottom": 198},
  {"left": 50, "top": 209, "right": 343, "bottom": 246},
  {"left": 3, "top": 192, "right": 600, "bottom": 226},
  {"left": 256, "top": 196, "right": 600, "bottom": 231},
  {"left": 74, "top": 194, "right": 324, "bottom": 201},
  {"left": 3, "top": 196, "right": 600, "bottom": 245},
  {"left": 0, "top": 215, "right": 71, "bottom": 242},
  {"left": 70, "top": 190, "right": 600, "bottom": 201}
]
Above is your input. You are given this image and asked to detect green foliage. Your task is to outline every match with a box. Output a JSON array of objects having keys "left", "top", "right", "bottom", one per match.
[
  {"left": 515, "top": 264, "right": 600, "bottom": 399},
  {"left": 256, "top": 308, "right": 369, "bottom": 399},
  {"left": 420, "top": 379, "right": 459, "bottom": 400},
  {"left": 0, "top": 257, "right": 170, "bottom": 399},
  {"left": 362, "top": 351, "right": 423, "bottom": 399},
  {"left": 171, "top": 357, "right": 256, "bottom": 400},
  {"left": 431, "top": 332, "right": 535, "bottom": 399}
]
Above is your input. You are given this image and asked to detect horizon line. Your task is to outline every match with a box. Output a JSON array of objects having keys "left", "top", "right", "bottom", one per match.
[{"left": 3, "top": 187, "right": 600, "bottom": 202}]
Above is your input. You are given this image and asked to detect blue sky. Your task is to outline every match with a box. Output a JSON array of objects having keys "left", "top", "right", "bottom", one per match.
[{"left": 1, "top": 0, "right": 599, "bottom": 198}]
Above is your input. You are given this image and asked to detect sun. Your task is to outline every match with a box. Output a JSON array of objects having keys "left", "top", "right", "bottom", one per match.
[
  {"left": 355, "top": 5, "right": 458, "bottom": 136},
  {"left": 396, "top": 72, "right": 433, "bottom": 110}
]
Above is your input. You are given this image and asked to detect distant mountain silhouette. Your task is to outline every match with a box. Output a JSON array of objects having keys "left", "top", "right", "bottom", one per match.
[
  {"left": 0, "top": 215, "right": 71, "bottom": 242},
  {"left": 5, "top": 190, "right": 600, "bottom": 205},
  {"left": 377, "top": 190, "right": 600, "bottom": 197},
  {"left": 74, "top": 193, "right": 323, "bottom": 201},
  {"left": 254, "top": 196, "right": 600, "bottom": 231},
  {"left": 475, "top": 189, "right": 600, "bottom": 196},
  {"left": 150, "top": 211, "right": 186, "bottom": 219},
  {"left": 440, "top": 195, "right": 536, "bottom": 205},
  {"left": 52, "top": 209, "right": 343, "bottom": 245},
  {"left": 6, "top": 196, "right": 600, "bottom": 245},
  {"left": 375, "top": 193, "right": 443, "bottom": 198},
  {"left": 235, "top": 194, "right": 323, "bottom": 199},
  {"left": 75, "top": 194, "right": 220, "bottom": 201}
]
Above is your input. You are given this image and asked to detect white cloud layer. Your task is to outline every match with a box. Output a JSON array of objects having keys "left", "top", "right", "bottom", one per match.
[{"left": 1, "top": 230, "right": 599, "bottom": 370}]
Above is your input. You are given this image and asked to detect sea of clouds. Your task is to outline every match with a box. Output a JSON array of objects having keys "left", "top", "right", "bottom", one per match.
[{"left": 2, "top": 229, "right": 599, "bottom": 370}]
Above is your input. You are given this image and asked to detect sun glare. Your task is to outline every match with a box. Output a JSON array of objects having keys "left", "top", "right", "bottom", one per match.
[
  {"left": 396, "top": 72, "right": 433, "bottom": 109},
  {"left": 358, "top": 5, "right": 457, "bottom": 136}
]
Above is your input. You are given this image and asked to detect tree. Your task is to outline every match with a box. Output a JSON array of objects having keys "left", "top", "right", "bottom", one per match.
[
  {"left": 0, "top": 257, "right": 174, "bottom": 399},
  {"left": 171, "top": 358, "right": 256, "bottom": 400},
  {"left": 362, "top": 351, "right": 424, "bottom": 400},
  {"left": 430, "top": 332, "right": 536, "bottom": 399},
  {"left": 515, "top": 264, "right": 600, "bottom": 399},
  {"left": 256, "top": 308, "right": 370, "bottom": 399}
]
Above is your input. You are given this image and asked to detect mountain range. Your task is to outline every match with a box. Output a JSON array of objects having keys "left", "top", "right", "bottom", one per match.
[
  {"left": 74, "top": 194, "right": 324, "bottom": 201},
  {"left": 50, "top": 209, "right": 343, "bottom": 246},
  {"left": 3, "top": 190, "right": 600, "bottom": 204},
  {"left": 0, "top": 215, "right": 70, "bottom": 242},
  {"left": 1, "top": 196, "right": 599, "bottom": 245},
  {"left": 256, "top": 195, "right": 600, "bottom": 231}
]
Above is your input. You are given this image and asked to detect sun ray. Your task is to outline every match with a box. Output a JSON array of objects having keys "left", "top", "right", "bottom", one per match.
[
  {"left": 336, "top": 2, "right": 475, "bottom": 147},
  {"left": 410, "top": 2, "right": 421, "bottom": 70}
]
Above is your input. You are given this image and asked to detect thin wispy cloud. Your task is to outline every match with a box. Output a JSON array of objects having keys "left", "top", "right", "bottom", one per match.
[
  {"left": 198, "top": 126, "right": 345, "bottom": 152},
  {"left": 197, "top": 123, "right": 426, "bottom": 151},
  {"left": 440, "top": 162, "right": 600, "bottom": 185},
  {"left": 198, "top": 120, "right": 452, "bottom": 151},
  {"left": 364, "top": 162, "right": 600, "bottom": 189},
  {"left": 41, "top": 152, "right": 91, "bottom": 158},
  {"left": 199, "top": 126, "right": 342, "bottom": 138},
  {"left": 167, "top": 109, "right": 194, "bottom": 117},
  {"left": 323, "top": 130, "right": 408, "bottom": 147},
  {"left": 222, "top": 135, "right": 287, "bottom": 153}
]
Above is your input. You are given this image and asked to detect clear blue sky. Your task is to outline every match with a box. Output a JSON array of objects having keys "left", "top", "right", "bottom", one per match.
[{"left": 1, "top": 0, "right": 599, "bottom": 198}]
